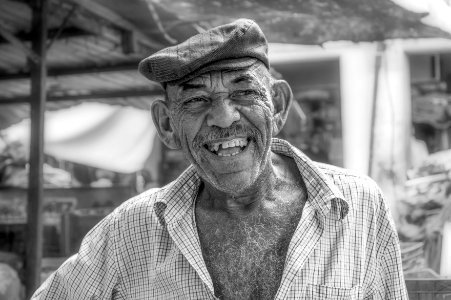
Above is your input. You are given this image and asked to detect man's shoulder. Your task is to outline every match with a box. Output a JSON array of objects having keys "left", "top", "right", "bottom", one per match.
[
  {"left": 277, "top": 139, "right": 380, "bottom": 193},
  {"left": 118, "top": 187, "right": 159, "bottom": 209},
  {"left": 108, "top": 167, "right": 199, "bottom": 228},
  {"left": 316, "top": 162, "right": 379, "bottom": 189},
  {"left": 314, "top": 162, "right": 385, "bottom": 210},
  {"left": 108, "top": 186, "right": 165, "bottom": 224},
  {"left": 315, "top": 161, "right": 362, "bottom": 177}
]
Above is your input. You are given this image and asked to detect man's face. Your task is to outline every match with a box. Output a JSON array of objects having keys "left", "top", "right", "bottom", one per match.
[{"left": 166, "top": 64, "right": 276, "bottom": 195}]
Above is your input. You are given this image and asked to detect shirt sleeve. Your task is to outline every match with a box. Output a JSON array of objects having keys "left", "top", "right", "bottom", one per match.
[
  {"left": 371, "top": 187, "right": 409, "bottom": 299},
  {"left": 31, "top": 211, "right": 123, "bottom": 300},
  {"left": 377, "top": 235, "right": 409, "bottom": 299}
]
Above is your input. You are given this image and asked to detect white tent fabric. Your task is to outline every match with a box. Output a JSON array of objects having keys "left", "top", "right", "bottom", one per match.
[{"left": 4, "top": 102, "right": 156, "bottom": 173}]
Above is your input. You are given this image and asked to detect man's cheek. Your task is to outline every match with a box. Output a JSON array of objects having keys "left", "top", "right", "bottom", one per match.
[
  {"left": 240, "top": 105, "right": 272, "bottom": 127},
  {"left": 171, "top": 113, "right": 194, "bottom": 136},
  {"left": 239, "top": 105, "right": 265, "bottom": 117}
]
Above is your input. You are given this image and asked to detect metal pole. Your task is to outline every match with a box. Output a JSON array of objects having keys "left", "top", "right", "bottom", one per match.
[
  {"left": 368, "top": 42, "right": 385, "bottom": 177},
  {"left": 26, "top": 0, "right": 48, "bottom": 297}
]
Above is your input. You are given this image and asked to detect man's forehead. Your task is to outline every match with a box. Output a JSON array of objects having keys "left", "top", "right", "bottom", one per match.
[
  {"left": 165, "top": 63, "right": 270, "bottom": 99},
  {"left": 181, "top": 68, "right": 261, "bottom": 87}
]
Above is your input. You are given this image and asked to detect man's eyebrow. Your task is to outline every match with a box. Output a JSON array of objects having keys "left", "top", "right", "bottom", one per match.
[
  {"left": 181, "top": 82, "right": 206, "bottom": 91},
  {"left": 231, "top": 74, "right": 256, "bottom": 84}
]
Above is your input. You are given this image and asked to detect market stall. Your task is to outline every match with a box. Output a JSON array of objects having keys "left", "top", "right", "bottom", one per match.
[
  {"left": 398, "top": 68, "right": 451, "bottom": 280},
  {"left": 400, "top": 149, "right": 451, "bottom": 276}
]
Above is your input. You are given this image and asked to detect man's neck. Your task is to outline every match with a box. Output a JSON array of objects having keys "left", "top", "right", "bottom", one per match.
[
  {"left": 195, "top": 151, "right": 306, "bottom": 300},
  {"left": 196, "top": 152, "right": 300, "bottom": 217}
]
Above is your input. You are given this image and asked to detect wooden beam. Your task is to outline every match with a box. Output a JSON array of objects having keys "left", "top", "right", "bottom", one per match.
[
  {"left": 120, "top": 29, "right": 138, "bottom": 55},
  {"left": 0, "top": 2, "right": 161, "bottom": 55},
  {"left": 0, "top": 27, "right": 88, "bottom": 45},
  {"left": 143, "top": 0, "right": 176, "bottom": 44},
  {"left": 25, "top": 0, "right": 48, "bottom": 297},
  {"left": 0, "top": 89, "right": 163, "bottom": 104},
  {"left": 46, "top": 4, "right": 78, "bottom": 49},
  {"left": 65, "top": 0, "right": 166, "bottom": 50},
  {"left": 0, "top": 61, "right": 140, "bottom": 80},
  {"left": 69, "top": 12, "right": 130, "bottom": 50},
  {"left": 0, "top": 19, "right": 40, "bottom": 63}
]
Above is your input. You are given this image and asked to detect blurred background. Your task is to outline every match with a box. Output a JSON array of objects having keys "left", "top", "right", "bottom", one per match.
[{"left": 0, "top": 0, "right": 451, "bottom": 298}]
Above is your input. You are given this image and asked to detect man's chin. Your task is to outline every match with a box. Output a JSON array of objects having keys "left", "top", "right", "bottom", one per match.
[
  {"left": 191, "top": 141, "right": 267, "bottom": 194},
  {"left": 209, "top": 172, "right": 256, "bottom": 196}
]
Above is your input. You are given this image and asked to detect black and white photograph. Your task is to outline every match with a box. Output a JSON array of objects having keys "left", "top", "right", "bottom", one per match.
[{"left": 0, "top": 0, "right": 451, "bottom": 299}]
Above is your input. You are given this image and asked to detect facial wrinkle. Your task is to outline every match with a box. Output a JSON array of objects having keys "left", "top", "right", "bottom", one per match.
[{"left": 165, "top": 64, "right": 278, "bottom": 197}]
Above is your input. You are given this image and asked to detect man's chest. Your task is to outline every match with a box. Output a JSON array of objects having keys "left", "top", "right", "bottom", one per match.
[
  {"left": 195, "top": 203, "right": 304, "bottom": 299},
  {"left": 120, "top": 201, "right": 378, "bottom": 299}
]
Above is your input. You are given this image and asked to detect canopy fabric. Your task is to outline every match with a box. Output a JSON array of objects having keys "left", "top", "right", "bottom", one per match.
[
  {"left": 0, "top": 98, "right": 156, "bottom": 130},
  {"left": 3, "top": 102, "right": 156, "bottom": 173}
]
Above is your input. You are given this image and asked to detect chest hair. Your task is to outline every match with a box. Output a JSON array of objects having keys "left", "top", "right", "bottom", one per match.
[{"left": 196, "top": 186, "right": 306, "bottom": 300}]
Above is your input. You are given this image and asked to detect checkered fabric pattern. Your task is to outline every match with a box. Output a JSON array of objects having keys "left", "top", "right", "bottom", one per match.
[{"left": 31, "top": 139, "right": 408, "bottom": 299}]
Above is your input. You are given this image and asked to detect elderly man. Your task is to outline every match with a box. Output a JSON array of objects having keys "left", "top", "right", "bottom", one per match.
[{"left": 32, "top": 19, "right": 407, "bottom": 299}]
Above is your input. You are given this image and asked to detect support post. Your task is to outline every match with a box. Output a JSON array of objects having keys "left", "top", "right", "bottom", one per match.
[
  {"left": 25, "top": 0, "right": 48, "bottom": 297},
  {"left": 368, "top": 42, "right": 385, "bottom": 177}
]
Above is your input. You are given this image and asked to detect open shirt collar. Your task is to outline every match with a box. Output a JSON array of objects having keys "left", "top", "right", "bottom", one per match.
[{"left": 153, "top": 138, "right": 349, "bottom": 226}]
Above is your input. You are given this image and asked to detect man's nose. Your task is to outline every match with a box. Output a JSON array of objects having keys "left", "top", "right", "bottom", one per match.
[{"left": 206, "top": 99, "right": 240, "bottom": 128}]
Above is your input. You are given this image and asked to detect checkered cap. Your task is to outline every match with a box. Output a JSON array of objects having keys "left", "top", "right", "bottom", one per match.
[{"left": 138, "top": 18, "right": 269, "bottom": 84}]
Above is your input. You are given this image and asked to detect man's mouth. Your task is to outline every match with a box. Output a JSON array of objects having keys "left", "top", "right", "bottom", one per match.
[{"left": 204, "top": 137, "right": 249, "bottom": 157}]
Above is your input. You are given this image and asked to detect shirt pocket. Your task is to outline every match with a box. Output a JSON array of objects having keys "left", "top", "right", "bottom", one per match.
[{"left": 305, "top": 284, "right": 361, "bottom": 300}]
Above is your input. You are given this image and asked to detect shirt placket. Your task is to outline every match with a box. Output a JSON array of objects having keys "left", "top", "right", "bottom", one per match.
[
  {"left": 167, "top": 209, "right": 216, "bottom": 299},
  {"left": 274, "top": 202, "right": 324, "bottom": 299}
]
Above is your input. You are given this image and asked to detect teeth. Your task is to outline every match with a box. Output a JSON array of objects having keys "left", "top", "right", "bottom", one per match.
[
  {"left": 223, "top": 140, "right": 233, "bottom": 149},
  {"left": 210, "top": 143, "right": 219, "bottom": 152},
  {"left": 218, "top": 150, "right": 240, "bottom": 157},
  {"left": 207, "top": 138, "right": 249, "bottom": 154}
]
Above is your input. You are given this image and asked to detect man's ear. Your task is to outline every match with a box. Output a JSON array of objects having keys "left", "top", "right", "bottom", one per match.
[
  {"left": 271, "top": 80, "right": 293, "bottom": 135},
  {"left": 151, "top": 100, "right": 181, "bottom": 149}
]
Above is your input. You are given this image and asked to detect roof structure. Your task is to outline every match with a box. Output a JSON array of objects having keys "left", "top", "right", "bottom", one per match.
[
  {"left": 0, "top": 0, "right": 200, "bottom": 129},
  {"left": 160, "top": 0, "right": 450, "bottom": 44}
]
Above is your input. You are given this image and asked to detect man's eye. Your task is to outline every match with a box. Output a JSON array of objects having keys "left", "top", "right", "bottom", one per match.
[
  {"left": 233, "top": 90, "right": 259, "bottom": 98},
  {"left": 184, "top": 97, "right": 208, "bottom": 106}
]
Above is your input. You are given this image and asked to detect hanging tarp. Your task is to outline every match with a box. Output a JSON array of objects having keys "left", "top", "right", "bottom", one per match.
[{"left": 3, "top": 102, "right": 156, "bottom": 173}]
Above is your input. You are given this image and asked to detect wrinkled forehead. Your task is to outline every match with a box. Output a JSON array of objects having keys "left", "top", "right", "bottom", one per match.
[
  {"left": 166, "top": 62, "right": 270, "bottom": 98},
  {"left": 184, "top": 68, "right": 260, "bottom": 86}
]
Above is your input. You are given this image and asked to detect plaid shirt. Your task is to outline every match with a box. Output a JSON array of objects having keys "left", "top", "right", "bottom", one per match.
[{"left": 32, "top": 139, "right": 407, "bottom": 299}]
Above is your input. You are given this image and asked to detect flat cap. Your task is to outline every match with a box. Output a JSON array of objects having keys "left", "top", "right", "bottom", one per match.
[{"left": 138, "top": 18, "right": 269, "bottom": 84}]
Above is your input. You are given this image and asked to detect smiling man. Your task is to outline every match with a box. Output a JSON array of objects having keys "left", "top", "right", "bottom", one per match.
[{"left": 32, "top": 19, "right": 408, "bottom": 299}]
